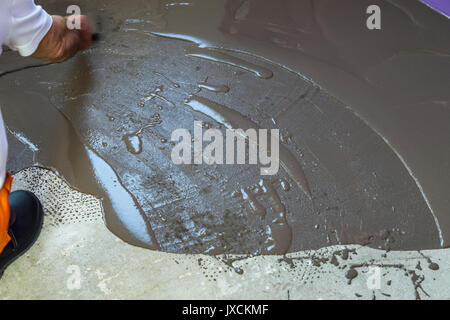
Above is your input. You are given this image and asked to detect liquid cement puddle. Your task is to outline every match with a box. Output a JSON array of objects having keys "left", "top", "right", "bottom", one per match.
[
  {"left": 0, "top": 87, "right": 159, "bottom": 250},
  {"left": 0, "top": 0, "right": 448, "bottom": 255},
  {"left": 184, "top": 95, "right": 312, "bottom": 199},
  {"left": 146, "top": 0, "right": 450, "bottom": 247},
  {"left": 197, "top": 82, "right": 230, "bottom": 94},
  {"left": 186, "top": 47, "right": 274, "bottom": 79}
]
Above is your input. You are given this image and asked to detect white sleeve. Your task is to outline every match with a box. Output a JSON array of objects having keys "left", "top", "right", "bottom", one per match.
[
  {"left": 2, "top": 0, "right": 53, "bottom": 57},
  {"left": 0, "top": 110, "right": 8, "bottom": 188}
]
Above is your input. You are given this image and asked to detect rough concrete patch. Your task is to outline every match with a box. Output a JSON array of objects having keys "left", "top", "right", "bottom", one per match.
[{"left": 11, "top": 167, "right": 103, "bottom": 227}]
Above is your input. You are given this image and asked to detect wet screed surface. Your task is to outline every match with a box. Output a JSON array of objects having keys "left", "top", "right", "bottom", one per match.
[{"left": 2, "top": 0, "right": 449, "bottom": 254}]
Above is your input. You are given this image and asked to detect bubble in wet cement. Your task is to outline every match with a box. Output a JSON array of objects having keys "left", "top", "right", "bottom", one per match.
[
  {"left": 429, "top": 262, "right": 439, "bottom": 271},
  {"left": 345, "top": 269, "right": 358, "bottom": 284},
  {"left": 123, "top": 134, "right": 143, "bottom": 155}
]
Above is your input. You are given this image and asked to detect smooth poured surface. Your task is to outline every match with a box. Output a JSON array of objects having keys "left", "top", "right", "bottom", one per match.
[{"left": 1, "top": 0, "right": 448, "bottom": 254}]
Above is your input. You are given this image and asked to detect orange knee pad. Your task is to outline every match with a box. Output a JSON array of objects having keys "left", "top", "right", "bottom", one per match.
[{"left": 0, "top": 173, "right": 13, "bottom": 254}]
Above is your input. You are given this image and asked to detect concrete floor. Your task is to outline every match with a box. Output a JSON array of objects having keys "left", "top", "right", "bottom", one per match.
[{"left": 0, "top": 166, "right": 448, "bottom": 299}]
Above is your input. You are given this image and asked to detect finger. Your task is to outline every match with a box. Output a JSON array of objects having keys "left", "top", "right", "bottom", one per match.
[
  {"left": 78, "top": 15, "right": 93, "bottom": 50},
  {"left": 78, "top": 31, "right": 93, "bottom": 50},
  {"left": 78, "top": 15, "right": 92, "bottom": 33}
]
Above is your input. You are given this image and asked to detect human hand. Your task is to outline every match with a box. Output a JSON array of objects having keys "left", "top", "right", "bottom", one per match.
[{"left": 32, "top": 15, "right": 92, "bottom": 63}]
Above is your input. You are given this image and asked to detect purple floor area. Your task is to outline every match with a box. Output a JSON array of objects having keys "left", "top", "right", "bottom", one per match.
[{"left": 419, "top": 0, "right": 450, "bottom": 17}]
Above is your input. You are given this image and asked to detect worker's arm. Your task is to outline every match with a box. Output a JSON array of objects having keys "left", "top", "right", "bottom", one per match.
[{"left": 2, "top": 0, "right": 92, "bottom": 62}]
